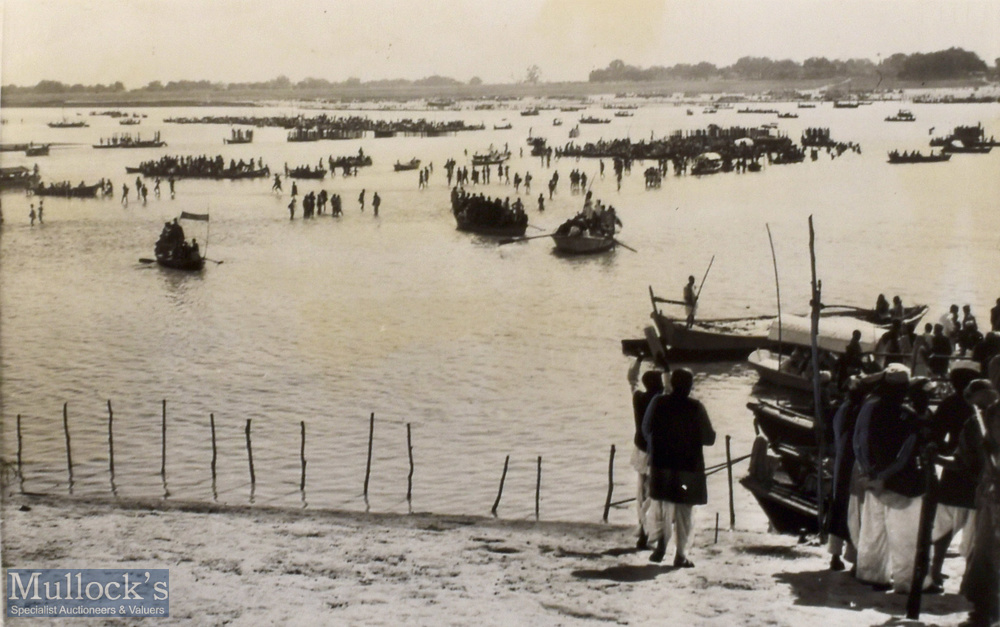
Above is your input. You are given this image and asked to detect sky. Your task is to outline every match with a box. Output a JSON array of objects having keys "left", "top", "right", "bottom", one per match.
[{"left": 2, "top": 0, "right": 999, "bottom": 87}]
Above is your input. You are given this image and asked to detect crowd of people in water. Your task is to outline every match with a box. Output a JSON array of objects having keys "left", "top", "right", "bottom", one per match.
[
  {"left": 128, "top": 154, "right": 269, "bottom": 179},
  {"left": 450, "top": 187, "right": 527, "bottom": 232}
]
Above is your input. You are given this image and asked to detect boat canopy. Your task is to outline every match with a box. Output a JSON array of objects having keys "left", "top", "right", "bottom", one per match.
[{"left": 767, "top": 315, "right": 881, "bottom": 353}]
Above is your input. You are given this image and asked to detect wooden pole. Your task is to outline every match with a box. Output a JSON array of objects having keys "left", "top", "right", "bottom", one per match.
[
  {"left": 245, "top": 418, "right": 255, "bottom": 485},
  {"left": 63, "top": 402, "right": 73, "bottom": 483},
  {"left": 107, "top": 400, "right": 115, "bottom": 477},
  {"left": 808, "top": 216, "right": 826, "bottom": 539},
  {"left": 491, "top": 455, "right": 509, "bottom": 516},
  {"left": 766, "top": 223, "right": 783, "bottom": 367},
  {"left": 160, "top": 399, "right": 167, "bottom": 477},
  {"left": 209, "top": 413, "right": 217, "bottom": 482},
  {"left": 16, "top": 414, "right": 23, "bottom": 478},
  {"left": 363, "top": 412, "right": 374, "bottom": 500},
  {"left": 406, "top": 423, "right": 414, "bottom": 504},
  {"left": 300, "top": 421, "right": 307, "bottom": 491},
  {"left": 726, "top": 435, "right": 736, "bottom": 529},
  {"left": 715, "top": 512, "right": 720, "bottom": 543},
  {"left": 602, "top": 445, "right": 616, "bottom": 523},
  {"left": 535, "top": 455, "right": 542, "bottom": 520},
  {"left": 907, "top": 443, "right": 940, "bottom": 619}
]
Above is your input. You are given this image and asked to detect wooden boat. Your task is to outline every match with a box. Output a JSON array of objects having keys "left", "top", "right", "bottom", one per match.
[
  {"left": 374, "top": 130, "right": 396, "bottom": 138},
  {"left": 0, "top": 166, "right": 41, "bottom": 190},
  {"left": 393, "top": 158, "right": 421, "bottom": 172},
  {"left": 747, "top": 315, "right": 882, "bottom": 392},
  {"left": 24, "top": 144, "right": 50, "bottom": 157},
  {"left": 579, "top": 116, "right": 610, "bottom": 124},
  {"left": 154, "top": 212, "right": 209, "bottom": 272},
  {"left": 471, "top": 149, "right": 510, "bottom": 166},
  {"left": 797, "top": 103, "right": 817, "bottom": 109},
  {"left": 560, "top": 106, "right": 585, "bottom": 112},
  {"left": 691, "top": 152, "right": 723, "bottom": 175},
  {"left": 553, "top": 118, "right": 563, "bottom": 126},
  {"left": 93, "top": 136, "right": 167, "bottom": 149},
  {"left": 776, "top": 112, "right": 798, "bottom": 119},
  {"left": 119, "top": 118, "right": 141, "bottom": 125},
  {"left": 832, "top": 101, "right": 859, "bottom": 109},
  {"left": 887, "top": 150, "right": 950, "bottom": 164},
  {"left": 614, "top": 111, "right": 633, "bottom": 117},
  {"left": 47, "top": 120, "right": 88, "bottom": 128},
  {"left": 740, "top": 472, "right": 823, "bottom": 535},
  {"left": 942, "top": 140, "right": 992, "bottom": 154},
  {"left": 551, "top": 233, "right": 615, "bottom": 255},
  {"left": 749, "top": 400, "right": 816, "bottom": 448},
  {"left": 125, "top": 165, "right": 270, "bottom": 179},
  {"left": 493, "top": 122, "right": 512, "bottom": 130},
  {"left": 32, "top": 182, "right": 103, "bottom": 198},
  {"left": 287, "top": 166, "right": 326, "bottom": 180},
  {"left": 520, "top": 108, "right": 539, "bottom": 116},
  {"left": 885, "top": 109, "right": 915, "bottom": 122},
  {"left": 454, "top": 211, "right": 527, "bottom": 237}
]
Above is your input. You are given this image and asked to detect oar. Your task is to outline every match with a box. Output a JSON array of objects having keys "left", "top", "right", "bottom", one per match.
[
  {"left": 613, "top": 238, "right": 637, "bottom": 253},
  {"left": 695, "top": 254, "right": 715, "bottom": 302},
  {"left": 204, "top": 258, "right": 224, "bottom": 265},
  {"left": 498, "top": 233, "right": 553, "bottom": 245},
  {"left": 526, "top": 224, "right": 546, "bottom": 231}
]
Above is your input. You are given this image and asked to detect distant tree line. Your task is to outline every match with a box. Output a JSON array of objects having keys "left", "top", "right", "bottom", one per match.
[
  {"left": 589, "top": 48, "right": 994, "bottom": 82},
  {"left": 2, "top": 74, "right": 473, "bottom": 94}
]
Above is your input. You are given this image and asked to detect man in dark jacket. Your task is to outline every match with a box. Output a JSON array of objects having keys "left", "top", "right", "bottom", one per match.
[
  {"left": 642, "top": 368, "right": 716, "bottom": 566},
  {"left": 628, "top": 357, "right": 664, "bottom": 549}
]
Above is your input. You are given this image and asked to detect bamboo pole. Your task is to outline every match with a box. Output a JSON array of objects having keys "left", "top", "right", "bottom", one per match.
[
  {"left": 535, "top": 456, "right": 542, "bottom": 520},
  {"left": 726, "top": 435, "right": 736, "bottom": 529},
  {"left": 245, "top": 419, "right": 255, "bottom": 485},
  {"left": 160, "top": 400, "right": 167, "bottom": 477},
  {"left": 715, "top": 512, "right": 720, "bottom": 544},
  {"left": 63, "top": 402, "right": 73, "bottom": 484},
  {"left": 363, "top": 412, "right": 375, "bottom": 501},
  {"left": 491, "top": 455, "right": 509, "bottom": 516},
  {"left": 808, "top": 216, "right": 826, "bottom": 539},
  {"left": 406, "top": 423, "right": 414, "bottom": 504},
  {"left": 602, "top": 445, "right": 616, "bottom": 523},
  {"left": 766, "top": 223, "right": 783, "bottom": 367},
  {"left": 300, "top": 421, "right": 307, "bottom": 492}
]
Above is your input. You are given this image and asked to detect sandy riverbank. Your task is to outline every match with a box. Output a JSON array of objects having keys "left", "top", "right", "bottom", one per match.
[{"left": 1, "top": 493, "right": 974, "bottom": 626}]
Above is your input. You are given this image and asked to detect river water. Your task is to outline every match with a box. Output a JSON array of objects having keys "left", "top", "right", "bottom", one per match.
[{"left": 1, "top": 101, "right": 998, "bottom": 526}]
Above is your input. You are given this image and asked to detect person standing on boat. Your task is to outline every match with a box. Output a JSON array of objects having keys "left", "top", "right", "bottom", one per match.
[
  {"left": 683, "top": 276, "right": 698, "bottom": 329},
  {"left": 642, "top": 368, "right": 715, "bottom": 566},
  {"left": 628, "top": 356, "right": 664, "bottom": 549}
]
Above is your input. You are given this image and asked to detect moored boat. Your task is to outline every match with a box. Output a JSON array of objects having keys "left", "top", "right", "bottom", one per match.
[
  {"left": 393, "top": 158, "right": 421, "bottom": 171},
  {"left": 287, "top": 165, "right": 327, "bottom": 179},
  {"left": 32, "top": 181, "right": 104, "bottom": 198},
  {"left": 887, "top": 150, "right": 950, "bottom": 164},
  {"left": 885, "top": 109, "right": 915, "bottom": 122},
  {"left": 551, "top": 233, "right": 615, "bottom": 255}
]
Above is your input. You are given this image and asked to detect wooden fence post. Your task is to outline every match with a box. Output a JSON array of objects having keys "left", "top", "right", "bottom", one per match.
[
  {"left": 491, "top": 455, "right": 509, "bottom": 516},
  {"left": 535, "top": 456, "right": 542, "bottom": 520},
  {"left": 161, "top": 399, "right": 167, "bottom": 477},
  {"left": 107, "top": 400, "right": 115, "bottom": 477},
  {"left": 63, "top": 403, "right": 73, "bottom": 485},
  {"left": 210, "top": 413, "right": 217, "bottom": 482},
  {"left": 726, "top": 435, "right": 736, "bottom": 529},
  {"left": 363, "top": 412, "right": 374, "bottom": 500},
  {"left": 245, "top": 418, "right": 255, "bottom": 485},
  {"left": 16, "top": 414, "right": 23, "bottom": 478},
  {"left": 406, "top": 423, "right": 414, "bottom": 504},
  {"left": 602, "top": 444, "right": 616, "bottom": 523},
  {"left": 300, "top": 421, "right": 307, "bottom": 491}
]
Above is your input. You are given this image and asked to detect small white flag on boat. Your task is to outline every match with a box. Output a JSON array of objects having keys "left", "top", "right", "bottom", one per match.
[{"left": 180, "top": 212, "right": 210, "bottom": 221}]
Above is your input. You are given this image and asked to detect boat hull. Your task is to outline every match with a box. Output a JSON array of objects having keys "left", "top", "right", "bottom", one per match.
[
  {"left": 551, "top": 235, "right": 615, "bottom": 255},
  {"left": 155, "top": 255, "right": 204, "bottom": 271},
  {"left": 653, "top": 314, "right": 773, "bottom": 360},
  {"left": 747, "top": 349, "right": 815, "bottom": 392}
]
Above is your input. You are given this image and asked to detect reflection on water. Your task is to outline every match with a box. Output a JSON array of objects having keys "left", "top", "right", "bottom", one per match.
[{"left": 1, "top": 102, "right": 998, "bottom": 523}]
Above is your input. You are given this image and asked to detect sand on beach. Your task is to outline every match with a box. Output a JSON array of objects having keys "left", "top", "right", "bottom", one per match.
[{"left": 0, "top": 493, "right": 974, "bottom": 626}]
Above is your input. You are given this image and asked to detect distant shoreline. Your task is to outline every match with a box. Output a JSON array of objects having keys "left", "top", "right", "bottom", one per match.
[{"left": 2, "top": 77, "right": 992, "bottom": 108}]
